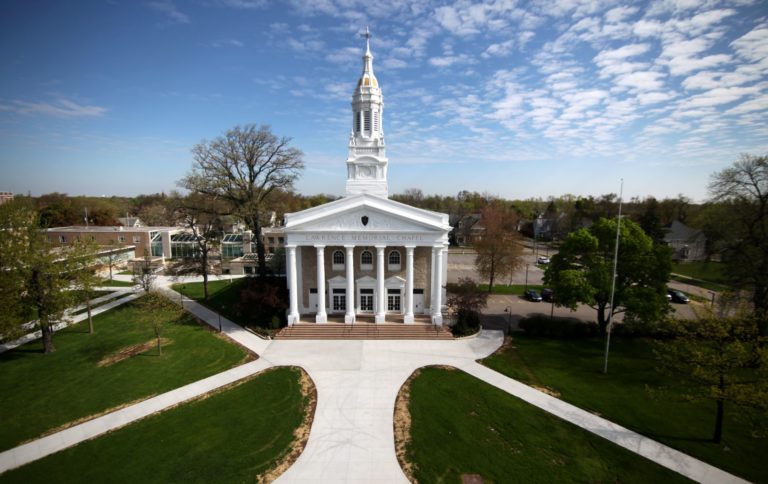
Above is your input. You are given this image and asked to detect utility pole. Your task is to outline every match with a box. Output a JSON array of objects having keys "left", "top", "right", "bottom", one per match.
[{"left": 603, "top": 179, "right": 623, "bottom": 375}]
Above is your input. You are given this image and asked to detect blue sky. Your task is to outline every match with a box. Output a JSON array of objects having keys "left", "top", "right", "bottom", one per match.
[{"left": 1, "top": 0, "right": 766, "bottom": 202}]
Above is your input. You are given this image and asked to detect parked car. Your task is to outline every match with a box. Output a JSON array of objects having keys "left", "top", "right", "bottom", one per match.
[
  {"left": 668, "top": 289, "right": 690, "bottom": 304},
  {"left": 537, "top": 256, "right": 550, "bottom": 265},
  {"left": 541, "top": 288, "right": 554, "bottom": 302},
  {"left": 524, "top": 289, "right": 543, "bottom": 302}
]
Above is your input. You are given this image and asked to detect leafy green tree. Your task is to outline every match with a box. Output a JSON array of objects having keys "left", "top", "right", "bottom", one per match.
[
  {"left": 544, "top": 217, "right": 672, "bottom": 334},
  {"left": 638, "top": 197, "right": 666, "bottom": 243},
  {"left": 70, "top": 238, "right": 104, "bottom": 334},
  {"left": 0, "top": 200, "right": 87, "bottom": 353},
  {"left": 708, "top": 154, "right": 768, "bottom": 334},
  {"left": 134, "top": 291, "right": 183, "bottom": 355},
  {"left": 653, "top": 307, "right": 767, "bottom": 443},
  {"left": 180, "top": 124, "right": 304, "bottom": 277},
  {"left": 474, "top": 202, "right": 524, "bottom": 293}
]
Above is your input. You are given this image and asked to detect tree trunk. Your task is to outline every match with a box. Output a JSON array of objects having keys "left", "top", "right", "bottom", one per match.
[
  {"left": 202, "top": 251, "right": 209, "bottom": 301},
  {"left": 252, "top": 215, "right": 267, "bottom": 278},
  {"left": 713, "top": 375, "right": 725, "bottom": 443},
  {"left": 41, "top": 322, "right": 55, "bottom": 354},
  {"left": 713, "top": 398, "right": 724, "bottom": 443},
  {"left": 87, "top": 299, "right": 93, "bottom": 334},
  {"left": 488, "top": 256, "right": 495, "bottom": 294},
  {"left": 597, "top": 303, "right": 608, "bottom": 335}
]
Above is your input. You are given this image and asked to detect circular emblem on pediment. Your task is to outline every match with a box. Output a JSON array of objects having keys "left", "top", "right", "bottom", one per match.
[{"left": 361, "top": 215, "right": 369, "bottom": 226}]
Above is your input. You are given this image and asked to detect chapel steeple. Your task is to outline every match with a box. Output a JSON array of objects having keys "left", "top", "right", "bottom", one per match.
[{"left": 345, "top": 26, "right": 388, "bottom": 198}]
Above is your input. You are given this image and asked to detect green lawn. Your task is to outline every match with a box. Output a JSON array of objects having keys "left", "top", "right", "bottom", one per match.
[
  {"left": 0, "top": 367, "right": 310, "bottom": 483},
  {"left": 175, "top": 279, "right": 247, "bottom": 325},
  {"left": 483, "top": 336, "right": 766, "bottom": 482},
  {"left": 477, "top": 283, "right": 544, "bottom": 295},
  {"left": 404, "top": 367, "right": 689, "bottom": 483},
  {"left": 671, "top": 261, "right": 728, "bottom": 284},
  {"left": 98, "top": 278, "right": 135, "bottom": 288},
  {"left": 0, "top": 300, "right": 247, "bottom": 452}
]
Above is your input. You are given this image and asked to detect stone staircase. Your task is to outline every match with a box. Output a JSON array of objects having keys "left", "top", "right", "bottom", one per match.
[{"left": 274, "top": 323, "right": 453, "bottom": 340}]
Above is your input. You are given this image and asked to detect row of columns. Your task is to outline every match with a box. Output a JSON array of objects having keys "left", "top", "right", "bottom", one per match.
[{"left": 286, "top": 244, "right": 445, "bottom": 326}]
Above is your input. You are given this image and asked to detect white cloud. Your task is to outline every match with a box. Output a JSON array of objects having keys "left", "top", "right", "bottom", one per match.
[
  {"left": 604, "top": 5, "right": 639, "bottom": 23},
  {"left": 730, "top": 26, "right": 768, "bottom": 63},
  {"left": 148, "top": 0, "right": 190, "bottom": 24},
  {"left": 211, "top": 38, "right": 243, "bottom": 48},
  {"left": 614, "top": 71, "right": 666, "bottom": 91},
  {"left": 482, "top": 39, "right": 515, "bottom": 58},
  {"left": 2, "top": 99, "right": 107, "bottom": 117},
  {"left": 325, "top": 46, "right": 360, "bottom": 64},
  {"left": 429, "top": 54, "right": 473, "bottom": 67},
  {"left": 677, "top": 85, "right": 761, "bottom": 109},
  {"left": 382, "top": 58, "right": 409, "bottom": 69},
  {"left": 636, "top": 91, "right": 677, "bottom": 105}
]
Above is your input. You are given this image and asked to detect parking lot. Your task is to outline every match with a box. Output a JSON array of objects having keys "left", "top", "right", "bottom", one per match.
[{"left": 448, "top": 246, "right": 699, "bottom": 332}]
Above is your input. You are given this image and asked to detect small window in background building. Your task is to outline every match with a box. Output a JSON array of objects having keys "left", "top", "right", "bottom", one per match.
[
  {"left": 118, "top": 235, "right": 126, "bottom": 243},
  {"left": 59, "top": 236, "right": 67, "bottom": 243},
  {"left": 133, "top": 236, "right": 140, "bottom": 244}
]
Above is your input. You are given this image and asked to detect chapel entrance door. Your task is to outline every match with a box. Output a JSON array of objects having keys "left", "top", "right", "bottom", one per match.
[{"left": 359, "top": 288, "right": 374, "bottom": 313}]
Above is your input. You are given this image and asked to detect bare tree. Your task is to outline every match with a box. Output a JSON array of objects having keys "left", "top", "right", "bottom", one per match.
[
  {"left": 709, "top": 154, "right": 768, "bottom": 334},
  {"left": 133, "top": 255, "right": 157, "bottom": 293},
  {"left": 169, "top": 193, "right": 224, "bottom": 300},
  {"left": 179, "top": 124, "right": 304, "bottom": 277},
  {"left": 474, "top": 202, "right": 524, "bottom": 293}
]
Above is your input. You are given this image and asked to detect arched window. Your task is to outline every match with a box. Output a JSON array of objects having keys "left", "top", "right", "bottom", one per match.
[
  {"left": 332, "top": 250, "right": 345, "bottom": 270},
  {"left": 361, "top": 250, "right": 373, "bottom": 270},
  {"left": 388, "top": 250, "right": 401, "bottom": 270}
]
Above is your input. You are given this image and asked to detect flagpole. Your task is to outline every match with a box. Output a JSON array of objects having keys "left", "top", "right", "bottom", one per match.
[{"left": 603, "top": 179, "right": 623, "bottom": 374}]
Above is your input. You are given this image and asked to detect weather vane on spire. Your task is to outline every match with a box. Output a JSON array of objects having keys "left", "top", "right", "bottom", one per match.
[{"left": 361, "top": 26, "right": 371, "bottom": 41}]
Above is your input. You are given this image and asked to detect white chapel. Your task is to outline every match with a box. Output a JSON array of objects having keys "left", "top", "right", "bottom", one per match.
[{"left": 283, "top": 29, "right": 451, "bottom": 326}]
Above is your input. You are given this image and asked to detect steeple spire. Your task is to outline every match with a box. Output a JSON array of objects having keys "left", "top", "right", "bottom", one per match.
[
  {"left": 346, "top": 26, "right": 388, "bottom": 198},
  {"left": 362, "top": 26, "right": 374, "bottom": 76}
]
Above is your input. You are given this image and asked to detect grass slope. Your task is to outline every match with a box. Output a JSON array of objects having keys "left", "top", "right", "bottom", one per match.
[
  {"left": 483, "top": 336, "right": 766, "bottom": 482},
  {"left": 1, "top": 368, "right": 308, "bottom": 483},
  {"left": 176, "top": 279, "right": 247, "bottom": 325},
  {"left": 0, "top": 301, "right": 247, "bottom": 452},
  {"left": 405, "top": 367, "right": 689, "bottom": 483}
]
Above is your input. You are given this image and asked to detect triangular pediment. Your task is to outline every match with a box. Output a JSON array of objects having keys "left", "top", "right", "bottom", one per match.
[{"left": 285, "top": 194, "right": 449, "bottom": 233}]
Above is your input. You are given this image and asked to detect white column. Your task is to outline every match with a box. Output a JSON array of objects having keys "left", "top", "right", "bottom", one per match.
[
  {"left": 315, "top": 245, "right": 327, "bottom": 324},
  {"left": 375, "top": 244, "right": 386, "bottom": 324},
  {"left": 430, "top": 248, "right": 436, "bottom": 315},
  {"left": 432, "top": 245, "right": 444, "bottom": 326},
  {"left": 287, "top": 245, "right": 299, "bottom": 325},
  {"left": 345, "top": 245, "right": 355, "bottom": 324},
  {"left": 404, "top": 245, "right": 415, "bottom": 324}
]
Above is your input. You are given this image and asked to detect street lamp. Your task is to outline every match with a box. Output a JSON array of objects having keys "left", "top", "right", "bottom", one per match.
[{"left": 503, "top": 306, "right": 512, "bottom": 334}]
